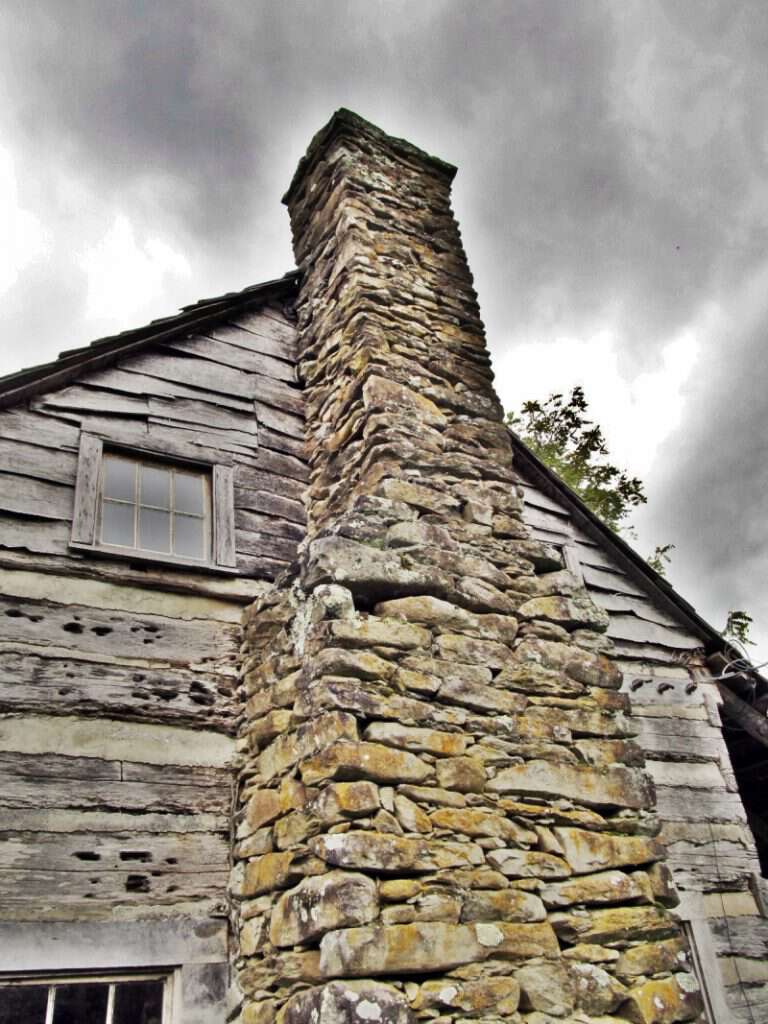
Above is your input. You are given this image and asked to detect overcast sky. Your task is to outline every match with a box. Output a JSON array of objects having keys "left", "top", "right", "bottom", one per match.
[{"left": 1, "top": 0, "right": 766, "bottom": 661}]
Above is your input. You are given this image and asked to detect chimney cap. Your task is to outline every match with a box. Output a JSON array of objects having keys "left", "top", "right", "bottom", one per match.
[{"left": 283, "top": 107, "right": 457, "bottom": 206}]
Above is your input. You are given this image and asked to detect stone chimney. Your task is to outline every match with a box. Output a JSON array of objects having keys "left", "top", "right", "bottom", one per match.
[{"left": 230, "top": 111, "right": 702, "bottom": 1024}]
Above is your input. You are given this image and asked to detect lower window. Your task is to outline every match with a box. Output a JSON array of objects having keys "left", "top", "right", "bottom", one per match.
[{"left": 0, "top": 973, "right": 167, "bottom": 1024}]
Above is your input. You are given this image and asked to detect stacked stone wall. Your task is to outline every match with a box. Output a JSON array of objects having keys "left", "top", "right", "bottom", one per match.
[{"left": 229, "top": 111, "right": 704, "bottom": 1024}]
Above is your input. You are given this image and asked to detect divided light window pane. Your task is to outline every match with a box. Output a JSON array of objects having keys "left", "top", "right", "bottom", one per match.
[
  {"left": 174, "top": 472, "right": 204, "bottom": 515},
  {"left": 113, "top": 980, "right": 164, "bottom": 1024},
  {"left": 99, "top": 453, "right": 210, "bottom": 562},
  {"left": 52, "top": 983, "right": 110, "bottom": 1024},
  {"left": 0, "top": 979, "right": 166, "bottom": 1024},
  {"left": 102, "top": 500, "right": 135, "bottom": 546},
  {"left": 0, "top": 985, "right": 48, "bottom": 1024},
  {"left": 139, "top": 507, "right": 172, "bottom": 553},
  {"left": 175, "top": 514, "right": 205, "bottom": 559},
  {"left": 103, "top": 457, "right": 136, "bottom": 502},
  {"left": 140, "top": 465, "right": 171, "bottom": 509}
]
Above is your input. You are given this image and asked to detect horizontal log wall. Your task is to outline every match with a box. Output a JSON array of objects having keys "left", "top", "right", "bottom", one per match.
[
  {"left": 0, "top": 579, "right": 238, "bottom": 920},
  {"left": 0, "top": 300, "right": 307, "bottom": 931},
  {"left": 519, "top": 472, "right": 767, "bottom": 1022}
]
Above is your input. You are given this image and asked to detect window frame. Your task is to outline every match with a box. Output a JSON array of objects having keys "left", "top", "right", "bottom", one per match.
[
  {"left": 70, "top": 433, "right": 237, "bottom": 573},
  {"left": 0, "top": 968, "right": 175, "bottom": 1024}
]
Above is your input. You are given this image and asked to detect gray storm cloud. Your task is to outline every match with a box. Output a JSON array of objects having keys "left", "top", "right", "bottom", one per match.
[{"left": 0, "top": 0, "right": 766, "bottom": 651}]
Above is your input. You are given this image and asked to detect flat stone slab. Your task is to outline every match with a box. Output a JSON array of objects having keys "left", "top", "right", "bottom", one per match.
[
  {"left": 319, "top": 921, "right": 560, "bottom": 977},
  {"left": 310, "top": 831, "right": 483, "bottom": 872},
  {"left": 301, "top": 741, "right": 431, "bottom": 786},
  {"left": 278, "top": 980, "right": 414, "bottom": 1024},
  {"left": 486, "top": 759, "right": 654, "bottom": 810},
  {"left": 270, "top": 871, "right": 379, "bottom": 947}
]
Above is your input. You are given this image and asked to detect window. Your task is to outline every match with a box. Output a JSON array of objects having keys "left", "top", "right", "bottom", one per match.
[
  {"left": 70, "top": 434, "right": 236, "bottom": 571},
  {"left": 0, "top": 973, "right": 168, "bottom": 1024},
  {"left": 101, "top": 455, "right": 209, "bottom": 560}
]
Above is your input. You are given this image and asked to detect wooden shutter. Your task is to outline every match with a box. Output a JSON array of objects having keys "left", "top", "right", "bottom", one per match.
[
  {"left": 212, "top": 464, "right": 236, "bottom": 568},
  {"left": 70, "top": 433, "right": 103, "bottom": 546}
]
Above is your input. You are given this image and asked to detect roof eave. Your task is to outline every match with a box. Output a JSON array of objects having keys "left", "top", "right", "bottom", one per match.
[
  {"left": 0, "top": 271, "right": 299, "bottom": 411},
  {"left": 510, "top": 429, "right": 767, "bottom": 696}
]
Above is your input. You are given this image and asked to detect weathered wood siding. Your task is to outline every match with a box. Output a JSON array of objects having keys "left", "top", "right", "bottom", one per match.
[
  {"left": 0, "top": 300, "right": 306, "bottom": 931},
  {"left": 518, "top": 468, "right": 767, "bottom": 1022},
  {"left": 0, "top": 302, "right": 307, "bottom": 593}
]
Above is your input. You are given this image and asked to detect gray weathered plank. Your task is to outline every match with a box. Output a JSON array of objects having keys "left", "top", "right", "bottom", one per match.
[
  {"left": 236, "top": 552, "right": 291, "bottom": 579},
  {"left": 78, "top": 367, "right": 255, "bottom": 413},
  {"left": 607, "top": 613, "right": 703, "bottom": 649},
  {"left": 0, "top": 548, "right": 263, "bottom": 603},
  {"left": 711, "top": 915, "right": 768, "bottom": 960},
  {"left": 612, "top": 639, "right": 704, "bottom": 664},
  {"left": 1, "top": 778, "right": 230, "bottom": 814},
  {"left": 522, "top": 504, "right": 573, "bottom": 537},
  {"left": 0, "top": 867, "right": 228, "bottom": 913},
  {"left": 119, "top": 351, "right": 254, "bottom": 400},
  {"left": 236, "top": 531, "right": 299, "bottom": 563},
  {"left": 205, "top": 320, "right": 295, "bottom": 361},
  {"left": 213, "top": 464, "right": 237, "bottom": 569},
  {"left": 237, "top": 465, "right": 306, "bottom": 502},
  {"left": 0, "top": 652, "right": 236, "bottom": 731},
  {"left": 167, "top": 335, "right": 297, "bottom": 383},
  {"left": 0, "top": 517, "right": 71, "bottom": 556},
  {"left": 0, "top": 595, "right": 239, "bottom": 665},
  {"left": 236, "top": 446, "right": 309, "bottom": 483},
  {"left": 34, "top": 386, "right": 150, "bottom": 418},
  {"left": 148, "top": 395, "right": 258, "bottom": 434},
  {"left": 0, "top": 831, "right": 228, "bottom": 874},
  {"left": 70, "top": 432, "right": 102, "bottom": 544},
  {"left": 596, "top": 591, "right": 681, "bottom": 627},
  {"left": 235, "top": 487, "right": 307, "bottom": 525},
  {"left": 56, "top": 415, "right": 235, "bottom": 465},
  {"left": 122, "top": 349, "right": 305, "bottom": 417},
  {"left": 146, "top": 419, "right": 260, "bottom": 454},
  {"left": 0, "top": 474, "right": 72, "bottom": 521},
  {"left": 5, "top": 809, "right": 228, "bottom": 834},
  {"left": 235, "top": 305, "right": 297, "bottom": 344},
  {"left": 521, "top": 484, "right": 570, "bottom": 515},
  {"left": 583, "top": 564, "right": 647, "bottom": 597},
  {"left": 655, "top": 785, "right": 749, "bottom": 824},
  {"left": 0, "top": 751, "right": 120, "bottom": 782},
  {"left": 0, "top": 409, "right": 81, "bottom": 450},
  {"left": 235, "top": 509, "right": 305, "bottom": 541},
  {"left": 256, "top": 403, "right": 305, "bottom": 440},
  {"left": 258, "top": 426, "right": 306, "bottom": 459},
  {"left": 573, "top": 540, "right": 624, "bottom": 572}
]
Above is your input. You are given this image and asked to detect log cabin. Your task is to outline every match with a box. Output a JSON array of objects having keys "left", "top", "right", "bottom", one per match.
[{"left": 0, "top": 110, "right": 766, "bottom": 1024}]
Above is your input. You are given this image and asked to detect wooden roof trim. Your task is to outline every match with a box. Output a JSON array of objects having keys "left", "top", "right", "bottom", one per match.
[{"left": 0, "top": 271, "right": 299, "bottom": 411}]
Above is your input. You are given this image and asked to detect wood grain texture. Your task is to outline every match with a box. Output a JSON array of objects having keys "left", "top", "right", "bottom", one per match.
[
  {"left": 0, "top": 651, "right": 237, "bottom": 732},
  {"left": 0, "top": 548, "right": 267, "bottom": 603},
  {"left": 0, "top": 408, "right": 81, "bottom": 450},
  {"left": 167, "top": 334, "right": 297, "bottom": 383},
  {"left": 204, "top": 321, "right": 295, "bottom": 361},
  {"left": 0, "top": 474, "right": 73, "bottom": 520},
  {"left": 70, "top": 432, "right": 102, "bottom": 545},
  {"left": 0, "top": 437, "right": 78, "bottom": 484},
  {"left": 0, "top": 593, "right": 239, "bottom": 665},
  {"left": 213, "top": 464, "right": 237, "bottom": 568},
  {"left": 3, "top": 303, "right": 307, "bottom": 582},
  {"left": 0, "top": 300, "right": 301, "bottom": 926}
]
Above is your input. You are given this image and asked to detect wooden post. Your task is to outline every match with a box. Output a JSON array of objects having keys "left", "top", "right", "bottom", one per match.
[{"left": 717, "top": 681, "right": 768, "bottom": 749}]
